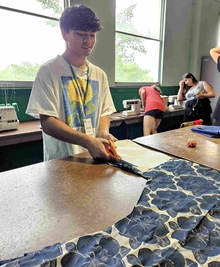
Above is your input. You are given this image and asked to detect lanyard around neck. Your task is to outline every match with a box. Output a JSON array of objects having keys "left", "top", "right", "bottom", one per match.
[
  {"left": 69, "top": 64, "right": 90, "bottom": 105},
  {"left": 63, "top": 55, "right": 90, "bottom": 104}
]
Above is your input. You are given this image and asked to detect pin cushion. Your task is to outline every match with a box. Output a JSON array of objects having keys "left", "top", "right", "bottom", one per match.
[{"left": 186, "top": 139, "right": 197, "bottom": 147}]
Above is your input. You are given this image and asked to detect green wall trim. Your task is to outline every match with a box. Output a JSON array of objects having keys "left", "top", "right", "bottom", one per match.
[
  {"left": 0, "top": 86, "right": 179, "bottom": 122},
  {"left": 0, "top": 88, "right": 36, "bottom": 122}
]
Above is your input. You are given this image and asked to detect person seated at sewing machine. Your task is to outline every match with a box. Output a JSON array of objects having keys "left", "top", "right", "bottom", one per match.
[{"left": 138, "top": 84, "right": 165, "bottom": 136}]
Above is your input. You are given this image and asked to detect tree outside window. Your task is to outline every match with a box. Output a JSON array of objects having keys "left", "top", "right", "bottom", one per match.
[
  {"left": 0, "top": 0, "right": 65, "bottom": 81},
  {"left": 115, "top": 0, "right": 163, "bottom": 84}
]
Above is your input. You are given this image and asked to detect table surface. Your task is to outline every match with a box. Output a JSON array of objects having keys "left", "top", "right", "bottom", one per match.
[
  {"left": 134, "top": 126, "right": 220, "bottom": 171},
  {"left": 0, "top": 152, "right": 146, "bottom": 260},
  {"left": 0, "top": 120, "right": 42, "bottom": 146}
]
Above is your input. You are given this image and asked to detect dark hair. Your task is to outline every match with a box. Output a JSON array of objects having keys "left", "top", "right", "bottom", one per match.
[
  {"left": 182, "top": 72, "right": 198, "bottom": 83},
  {"left": 181, "top": 72, "right": 198, "bottom": 91},
  {"left": 59, "top": 5, "right": 103, "bottom": 33}
]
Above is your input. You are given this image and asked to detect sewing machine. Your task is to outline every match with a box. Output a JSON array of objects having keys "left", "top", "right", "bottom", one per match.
[
  {"left": 122, "top": 99, "right": 141, "bottom": 116},
  {"left": 168, "top": 95, "right": 178, "bottom": 105},
  {"left": 0, "top": 105, "right": 19, "bottom": 132},
  {"left": 168, "top": 95, "right": 184, "bottom": 110}
]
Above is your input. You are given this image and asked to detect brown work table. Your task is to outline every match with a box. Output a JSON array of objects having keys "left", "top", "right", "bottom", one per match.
[
  {"left": 0, "top": 120, "right": 42, "bottom": 147},
  {"left": 0, "top": 108, "right": 184, "bottom": 147},
  {"left": 0, "top": 152, "right": 146, "bottom": 261},
  {"left": 133, "top": 126, "right": 220, "bottom": 171}
]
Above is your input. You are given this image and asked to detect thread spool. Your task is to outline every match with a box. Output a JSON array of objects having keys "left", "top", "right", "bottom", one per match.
[{"left": 12, "top": 103, "right": 19, "bottom": 113}]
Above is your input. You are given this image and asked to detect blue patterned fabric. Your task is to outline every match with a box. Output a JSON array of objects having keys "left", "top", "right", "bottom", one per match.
[{"left": 2, "top": 158, "right": 220, "bottom": 266}]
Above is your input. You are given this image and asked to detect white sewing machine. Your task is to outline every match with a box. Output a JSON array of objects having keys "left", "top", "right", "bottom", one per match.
[
  {"left": 168, "top": 95, "right": 185, "bottom": 110},
  {"left": 122, "top": 99, "right": 141, "bottom": 116},
  {"left": 0, "top": 106, "right": 19, "bottom": 131},
  {"left": 168, "top": 95, "right": 178, "bottom": 105}
]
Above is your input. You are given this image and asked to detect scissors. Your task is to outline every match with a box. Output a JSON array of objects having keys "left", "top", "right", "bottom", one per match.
[
  {"left": 104, "top": 140, "right": 149, "bottom": 179},
  {"left": 105, "top": 140, "right": 121, "bottom": 161},
  {"left": 105, "top": 140, "right": 137, "bottom": 166}
]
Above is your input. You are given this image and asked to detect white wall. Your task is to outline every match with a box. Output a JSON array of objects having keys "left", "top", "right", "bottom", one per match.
[
  {"left": 195, "top": 0, "right": 220, "bottom": 75},
  {"left": 70, "top": 0, "right": 115, "bottom": 87},
  {"left": 70, "top": 0, "right": 220, "bottom": 86},
  {"left": 161, "top": 0, "right": 193, "bottom": 85}
]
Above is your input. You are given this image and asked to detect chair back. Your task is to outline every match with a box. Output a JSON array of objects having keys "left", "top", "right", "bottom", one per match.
[{"left": 180, "top": 119, "right": 203, "bottom": 128}]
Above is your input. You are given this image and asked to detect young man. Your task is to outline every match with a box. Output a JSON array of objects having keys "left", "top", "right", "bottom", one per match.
[{"left": 26, "top": 4, "right": 117, "bottom": 161}]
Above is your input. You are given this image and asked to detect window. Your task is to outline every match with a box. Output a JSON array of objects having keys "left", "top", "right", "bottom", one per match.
[
  {"left": 0, "top": 0, "right": 67, "bottom": 87},
  {"left": 115, "top": 0, "right": 165, "bottom": 85}
]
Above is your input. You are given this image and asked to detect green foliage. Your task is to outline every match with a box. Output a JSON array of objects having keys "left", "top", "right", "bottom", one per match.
[
  {"left": 116, "top": 3, "right": 136, "bottom": 28},
  {"left": 116, "top": 55, "right": 153, "bottom": 82},
  {"left": 37, "top": 0, "right": 62, "bottom": 27},
  {"left": 0, "top": 62, "right": 41, "bottom": 81},
  {"left": 116, "top": 34, "right": 147, "bottom": 63},
  {"left": 46, "top": 20, "right": 59, "bottom": 27},
  {"left": 116, "top": 3, "right": 153, "bottom": 82},
  {"left": 0, "top": 0, "right": 62, "bottom": 81},
  {"left": 36, "top": 0, "right": 62, "bottom": 17}
]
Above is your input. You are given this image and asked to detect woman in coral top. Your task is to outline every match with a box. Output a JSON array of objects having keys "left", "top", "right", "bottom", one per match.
[{"left": 138, "top": 85, "right": 165, "bottom": 136}]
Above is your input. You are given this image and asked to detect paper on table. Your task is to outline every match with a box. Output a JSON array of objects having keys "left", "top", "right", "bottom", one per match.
[{"left": 115, "top": 139, "right": 171, "bottom": 172}]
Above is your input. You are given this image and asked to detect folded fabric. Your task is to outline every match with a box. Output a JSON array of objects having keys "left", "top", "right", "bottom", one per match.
[{"left": 191, "top": 125, "right": 220, "bottom": 137}]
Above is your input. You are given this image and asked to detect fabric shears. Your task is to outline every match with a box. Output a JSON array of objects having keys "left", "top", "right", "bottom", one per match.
[
  {"left": 105, "top": 140, "right": 121, "bottom": 162},
  {"left": 105, "top": 140, "right": 136, "bottom": 165},
  {"left": 104, "top": 140, "right": 150, "bottom": 180}
]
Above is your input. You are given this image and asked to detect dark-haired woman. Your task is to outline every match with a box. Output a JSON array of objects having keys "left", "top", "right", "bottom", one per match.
[{"left": 177, "top": 73, "right": 215, "bottom": 125}]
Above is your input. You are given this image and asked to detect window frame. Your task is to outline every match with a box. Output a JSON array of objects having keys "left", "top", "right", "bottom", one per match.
[
  {"left": 0, "top": 0, "right": 69, "bottom": 88},
  {"left": 114, "top": 0, "right": 166, "bottom": 87}
]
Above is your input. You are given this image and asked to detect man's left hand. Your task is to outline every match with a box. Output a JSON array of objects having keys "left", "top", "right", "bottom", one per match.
[{"left": 101, "top": 132, "right": 118, "bottom": 142}]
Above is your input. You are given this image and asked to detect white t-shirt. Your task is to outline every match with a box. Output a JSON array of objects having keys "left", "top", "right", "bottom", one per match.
[{"left": 26, "top": 55, "right": 116, "bottom": 161}]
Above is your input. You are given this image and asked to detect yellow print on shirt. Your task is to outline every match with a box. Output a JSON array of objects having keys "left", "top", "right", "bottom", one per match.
[
  {"left": 62, "top": 75, "right": 98, "bottom": 128},
  {"left": 68, "top": 78, "right": 93, "bottom": 104}
]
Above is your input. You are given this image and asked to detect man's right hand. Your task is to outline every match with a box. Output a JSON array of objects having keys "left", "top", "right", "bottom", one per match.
[{"left": 85, "top": 137, "right": 114, "bottom": 161}]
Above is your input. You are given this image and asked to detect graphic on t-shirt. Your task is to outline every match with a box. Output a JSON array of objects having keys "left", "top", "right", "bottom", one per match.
[{"left": 61, "top": 76, "right": 99, "bottom": 128}]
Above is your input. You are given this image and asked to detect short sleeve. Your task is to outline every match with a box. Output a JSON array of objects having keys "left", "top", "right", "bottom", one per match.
[{"left": 138, "top": 87, "right": 145, "bottom": 96}]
